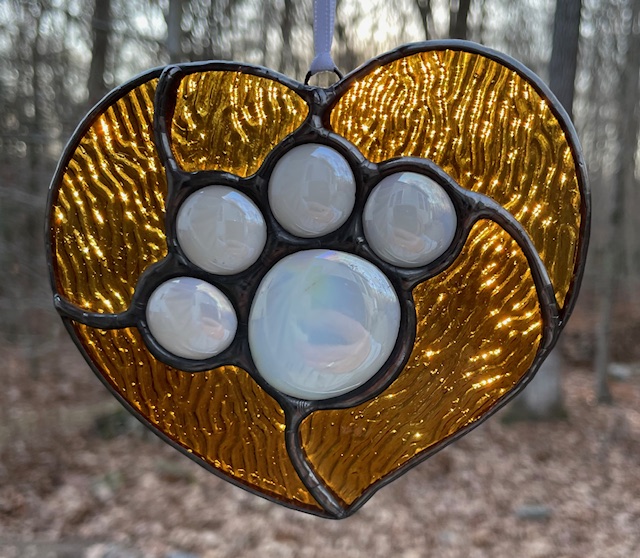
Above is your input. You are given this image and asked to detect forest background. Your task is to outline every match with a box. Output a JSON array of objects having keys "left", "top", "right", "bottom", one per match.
[{"left": 1, "top": 0, "right": 639, "bottom": 556}]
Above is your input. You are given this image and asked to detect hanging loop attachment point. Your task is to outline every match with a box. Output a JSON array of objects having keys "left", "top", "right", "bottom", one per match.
[
  {"left": 304, "top": 67, "right": 344, "bottom": 86},
  {"left": 307, "top": 0, "right": 341, "bottom": 84}
]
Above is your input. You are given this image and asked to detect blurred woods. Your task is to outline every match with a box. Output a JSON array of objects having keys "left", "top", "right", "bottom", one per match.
[{"left": 1, "top": 0, "right": 639, "bottom": 409}]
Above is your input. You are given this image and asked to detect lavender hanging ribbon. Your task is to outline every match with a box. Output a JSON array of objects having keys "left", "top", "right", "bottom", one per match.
[{"left": 307, "top": 0, "right": 341, "bottom": 80}]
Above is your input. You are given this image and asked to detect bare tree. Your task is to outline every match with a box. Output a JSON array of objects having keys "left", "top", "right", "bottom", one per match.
[
  {"left": 594, "top": 0, "right": 640, "bottom": 404},
  {"left": 167, "top": 0, "right": 184, "bottom": 63},
  {"left": 415, "top": 0, "right": 433, "bottom": 40},
  {"left": 279, "top": 0, "right": 296, "bottom": 75},
  {"left": 449, "top": 0, "right": 472, "bottom": 40},
  {"left": 87, "top": 0, "right": 112, "bottom": 106},
  {"left": 506, "top": 0, "right": 583, "bottom": 421},
  {"left": 549, "top": 0, "right": 582, "bottom": 119}
]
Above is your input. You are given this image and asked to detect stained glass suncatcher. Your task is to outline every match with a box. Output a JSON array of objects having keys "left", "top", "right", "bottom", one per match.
[{"left": 47, "top": 41, "right": 589, "bottom": 518}]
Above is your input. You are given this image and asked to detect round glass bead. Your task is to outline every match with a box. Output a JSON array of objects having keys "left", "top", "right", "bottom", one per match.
[
  {"left": 363, "top": 172, "right": 457, "bottom": 267},
  {"left": 268, "top": 144, "right": 356, "bottom": 238},
  {"left": 146, "top": 277, "right": 237, "bottom": 360},
  {"left": 177, "top": 186, "right": 266, "bottom": 275}
]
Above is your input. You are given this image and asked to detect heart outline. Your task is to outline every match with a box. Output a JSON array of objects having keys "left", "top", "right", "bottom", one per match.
[{"left": 47, "top": 40, "right": 589, "bottom": 518}]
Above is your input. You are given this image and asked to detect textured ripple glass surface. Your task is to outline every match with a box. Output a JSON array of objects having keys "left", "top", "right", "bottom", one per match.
[
  {"left": 146, "top": 277, "right": 237, "bottom": 359},
  {"left": 176, "top": 186, "right": 267, "bottom": 275},
  {"left": 171, "top": 72, "right": 309, "bottom": 177},
  {"left": 248, "top": 250, "right": 401, "bottom": 400},
  {"left": 300, "top": 220, "right": 543, "bottom": 504},
  {"left": 363, "top": 172, "right": 457, "bottom": 267},
  {"left": 268, "top": 144, "right": 356, "bottom": 238},
  {"left": 329, "top": 49, "right": 582, "bottom": 309},
  {"left": 51, "top": 81, "right": 167, "bottom": 313},
  {"left": 73, "top": 323, "right": 321, "bottom": 511}
]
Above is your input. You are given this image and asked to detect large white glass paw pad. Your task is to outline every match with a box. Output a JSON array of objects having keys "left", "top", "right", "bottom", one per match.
[{"left": 248, "top": 250, "right": 401, "bottom": 400}]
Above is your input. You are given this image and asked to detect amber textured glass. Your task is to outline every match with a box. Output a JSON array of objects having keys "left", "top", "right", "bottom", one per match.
[
  {"left": 51, "top": 81, "right": 167, "bottom": 314},
  {"left": 73, "top": 323, "right": 320, "bottom": 510},
  {"left": 329, "top": 50, "right": 582, "bottom": 308},
  {"left": 300, "top": 220, "right": 543, "bottom": 505},
  {"left": 171, "top": 72, "right": 309, "bottom": 176}
]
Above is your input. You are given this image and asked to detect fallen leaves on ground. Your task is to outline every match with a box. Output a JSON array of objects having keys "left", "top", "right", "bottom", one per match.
[{"left": 1, "top": 339, "right": 639, "bottom": 558}]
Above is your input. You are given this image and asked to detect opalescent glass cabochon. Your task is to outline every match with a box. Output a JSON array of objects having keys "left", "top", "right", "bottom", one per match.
[{"left": 46, "top": 41, "right": 589, "bottom": 518}]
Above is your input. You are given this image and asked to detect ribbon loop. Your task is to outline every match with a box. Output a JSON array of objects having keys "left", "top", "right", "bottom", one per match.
[{"left": 308, "top": 0, "right": 339, "bottom": 78}]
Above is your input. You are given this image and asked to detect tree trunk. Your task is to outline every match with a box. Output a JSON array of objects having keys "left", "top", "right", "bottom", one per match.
[
  {"left": 415, "top": 0, "right": 432, "bottom": 40},
  {"left": 260, "top": 0, "right": 271, "bottom": 66},
  {"left": 167, "top": 0, "right": 183, "bottom": 63},
  {"left": 279, "top": 0, "right": 295, "bottom": 75},
  {"left": 449, "top": 0, "right": 472, "bottom": 40},
  {"left": 594, "top": 0, "right": 640, "bottom": 404},
  {"left": 504, "top": 351, "right": 567, "bottom": 422},
  {"left": 334, "top": 0, "right": 357, "bottom": 74},
  {"left": 549, "top": 0, "right": 582, "bottom": 119},
  {"left": 506, "top": 0, "right": 582, "bottom": 421},
  {"left": 87, "top": 0, "right": 111, "bottom": 106}
]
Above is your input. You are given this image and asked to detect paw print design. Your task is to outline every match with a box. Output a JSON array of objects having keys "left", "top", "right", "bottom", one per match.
[{"left": 48, "top": 42, "right": 589, "bottom": 518}]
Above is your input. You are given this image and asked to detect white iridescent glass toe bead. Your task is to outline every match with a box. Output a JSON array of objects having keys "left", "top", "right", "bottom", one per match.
[
  {"left": 177, "top": 186, "right": 266, "bottom": 275},
  {"left": 146, "top": 277, "right": 237, "bottom": 360},
  {"left": 363, "top": 172, "right": 457, "bottom": 267},
  {"left": 268, "top": 144, "right": 356, "bottom": 238},
  {"left": 248, "top": 250, "right": 401, "bottom": 400}
]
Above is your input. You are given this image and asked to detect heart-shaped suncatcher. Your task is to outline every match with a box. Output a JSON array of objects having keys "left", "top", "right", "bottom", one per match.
[{"left": 46, "top": 39, "right": 589, "bottom": 518}]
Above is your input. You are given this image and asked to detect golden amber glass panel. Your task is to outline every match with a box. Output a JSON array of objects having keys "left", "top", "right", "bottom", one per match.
[
  {"left": 171, "top": 72, "right": 309, "bottom": 176},
  {"left": 329, "top": 50, "right": 582, "bottom": 308},
  {"left": 51, "top": 81, "right": 167, "bottom": 314},
  {"left": 300, "top": 221, "right": 542, "bottom": 505},
  {"left": 73, "top": 323, "right": 320, "bottom": 509}
]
